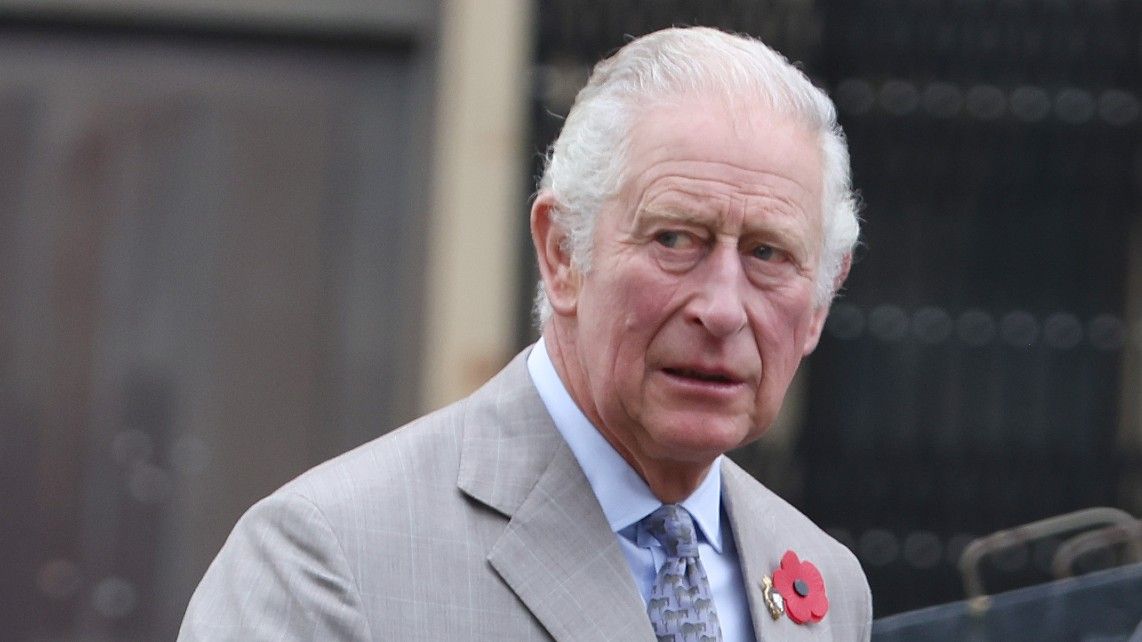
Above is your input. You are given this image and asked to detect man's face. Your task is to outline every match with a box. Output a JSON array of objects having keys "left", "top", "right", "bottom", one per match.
[{"left": 559, "top": 99, "right": 830, "bottom": 471}]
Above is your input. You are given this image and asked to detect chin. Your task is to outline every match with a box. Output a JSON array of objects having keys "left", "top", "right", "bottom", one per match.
[{"left": 645, "top": 416, "right": 754, "bottom": 460}]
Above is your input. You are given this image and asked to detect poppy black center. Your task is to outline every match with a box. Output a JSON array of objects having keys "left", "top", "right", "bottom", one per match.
[{"left": 793, "top": 579, "right": 810, "bottom": 597}]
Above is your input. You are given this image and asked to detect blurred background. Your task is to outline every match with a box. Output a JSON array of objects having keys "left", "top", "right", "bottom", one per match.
[{"left": 2, "top": 0, "right": 1139, "bottom": 639}]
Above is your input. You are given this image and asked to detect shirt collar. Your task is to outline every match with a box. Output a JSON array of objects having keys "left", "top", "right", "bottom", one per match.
[{"left": 526, "top": 337, "right": 724, "bottom": 552}]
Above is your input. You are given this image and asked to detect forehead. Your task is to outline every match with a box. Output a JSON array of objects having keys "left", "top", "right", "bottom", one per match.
[{"left": 617, "top": 99, "right": 824, "bottom": 220}]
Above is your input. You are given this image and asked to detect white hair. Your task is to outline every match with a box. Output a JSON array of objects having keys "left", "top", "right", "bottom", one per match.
[{"left": 534, "top": 26, "right": 860, "bottom": 325}]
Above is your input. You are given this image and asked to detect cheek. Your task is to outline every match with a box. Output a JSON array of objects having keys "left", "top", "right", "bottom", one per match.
[
  {"left": 590, "top": 269, "right": 682, "bottom": 396},
  {"left": 600, "top": 263, "right": 682, "bottom": 330},
  {"left": 753, "top": 294, "right": 819, "bottom": 369}
]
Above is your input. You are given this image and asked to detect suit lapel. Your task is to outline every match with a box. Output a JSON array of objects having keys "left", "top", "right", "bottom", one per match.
[
  {"left": 722, "top": 461, "right": 784, "bottom": 640},
  {"left": 722, "top": 460, "right": 835, "bottom": 641},
  {"left": 457, "top": 350, "right": 654, "bottom": 642},
  {"left": 488, "top": 439, "right": 654, "bottom": 641}
]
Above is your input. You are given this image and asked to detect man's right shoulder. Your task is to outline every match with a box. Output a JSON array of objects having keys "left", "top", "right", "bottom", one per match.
[{"left": 276, "top": 396, "right": 472, "bottom": 511}]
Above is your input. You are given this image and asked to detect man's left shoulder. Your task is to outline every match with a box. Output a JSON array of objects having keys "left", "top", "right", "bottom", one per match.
[
  {"left": 721, "top": 457, "right": 856, "bottom": 557},
  {"left": 721, "top": 457, "right": 873, "bottom": 638},
  {"left": 721, "top": 456, "right": 849, "bottom": 536}
]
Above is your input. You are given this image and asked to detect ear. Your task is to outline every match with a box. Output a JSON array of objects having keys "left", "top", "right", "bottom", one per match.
[
  {"left": 801, "top": 253, "right": 852, "bottom": 356},
  {"left": 530, "top": 191, "right": 580, "bottom": 317}
]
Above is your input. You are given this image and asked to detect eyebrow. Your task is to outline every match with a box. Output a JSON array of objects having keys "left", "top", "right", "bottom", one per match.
[
  {"left": 637, "top": 205, "right": 711, "bottom": 225},
  {"left": 636, "top": 189, "right": 731, "bottom": 222},
  {"left": 637, "top": 196, "right": 818, "bottom": 264},
  {"left": 639, "top": 192, "right": 810, "bottom": 231}
]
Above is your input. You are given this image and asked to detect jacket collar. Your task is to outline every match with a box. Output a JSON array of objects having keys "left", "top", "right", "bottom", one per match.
[
  {"left": 457, "top": 348, "right": 656, "bottom": 641},
  {"left": 722, "top": 459, "right": 835, "bottom": 641}
]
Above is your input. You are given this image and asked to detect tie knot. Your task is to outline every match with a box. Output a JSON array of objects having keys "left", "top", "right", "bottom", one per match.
[{"left": 643, "top": 504, "right": 700, "bottom": 558}]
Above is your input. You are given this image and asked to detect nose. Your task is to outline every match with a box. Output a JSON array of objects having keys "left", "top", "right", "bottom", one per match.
[{"left": 688, "top": 242, "right": 748, "bottom": 338}]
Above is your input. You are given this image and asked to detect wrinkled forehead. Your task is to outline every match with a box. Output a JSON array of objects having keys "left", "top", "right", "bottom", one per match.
[{"left": 617, "top": 98, "right": 826, "bottom": 209}]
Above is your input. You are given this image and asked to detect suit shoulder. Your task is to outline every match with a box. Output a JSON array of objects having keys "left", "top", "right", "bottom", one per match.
[
  {"left": 722, "top": 459, "right": 872, "bottom": 637},
  {"left": 274, "top": 397, "right": 470, "bottom": 512},
  {"left": 723, "top": 459, "right": 870, "bottom": 583},
  {"left": 277, "top": 348, "right": 539, "bottom": 509},
  {"left": 722, "top": 458, "right": 841, "bottom": 545}
]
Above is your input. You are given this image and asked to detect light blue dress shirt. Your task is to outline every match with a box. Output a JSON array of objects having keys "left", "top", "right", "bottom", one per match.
[{"left": 527, "top": 338, "right": 757, "bottom": 642}]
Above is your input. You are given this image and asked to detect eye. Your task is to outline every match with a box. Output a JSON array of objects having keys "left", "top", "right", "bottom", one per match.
[
  {"left": 650, "top": 229, "right": 705, "bottom": 272},
  {"left": 751, "top": 244, "right": 783, "bottom": 262},
  {"left": 655, "top": 230, "right": 694, "bottom": 249}
]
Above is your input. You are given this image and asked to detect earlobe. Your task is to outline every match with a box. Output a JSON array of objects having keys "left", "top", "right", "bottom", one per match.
[
  {"left": 802, "top": 305, "right": 829, "bottom": 356},
  {"left": 802, "top": 253, "right": 852, "bottom": 356},
  {"left": 530, "top": 192, "right": 579, "bottom": 316}
]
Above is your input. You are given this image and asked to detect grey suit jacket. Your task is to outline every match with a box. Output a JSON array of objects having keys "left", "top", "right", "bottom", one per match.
[{"left": 179, "top": 348, "right": 871, "bottom": 641}]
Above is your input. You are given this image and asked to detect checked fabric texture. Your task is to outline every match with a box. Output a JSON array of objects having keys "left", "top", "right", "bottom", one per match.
[{"left": 642, "top": 505, "right": 722, "bottom": 642}]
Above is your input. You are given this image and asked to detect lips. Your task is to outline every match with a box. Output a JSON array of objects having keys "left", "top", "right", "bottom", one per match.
[{"left": 662, "top": 366, "right": 742, "bottom": 385}]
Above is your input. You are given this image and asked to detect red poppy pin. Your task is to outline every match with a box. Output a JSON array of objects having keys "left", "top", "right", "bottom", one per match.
[{"left": 761, "top": 550, "right": 829, "bottom": 625}]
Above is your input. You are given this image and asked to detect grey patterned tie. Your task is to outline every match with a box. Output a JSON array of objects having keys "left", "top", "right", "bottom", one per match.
[{"left": 642, "top": 504, "right": 722, "bottom": 642}]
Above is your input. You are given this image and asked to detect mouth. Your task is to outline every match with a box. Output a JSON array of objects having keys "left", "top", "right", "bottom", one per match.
[{"left": 662, "top": 367, "right": 740, "bottom": 385}]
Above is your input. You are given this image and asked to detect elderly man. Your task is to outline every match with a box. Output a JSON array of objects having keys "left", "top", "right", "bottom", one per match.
[{"left": 180, "top": 26, "right": 870, "bottom": 641}]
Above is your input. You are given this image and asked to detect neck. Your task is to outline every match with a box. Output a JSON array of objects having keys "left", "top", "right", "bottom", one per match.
[
  {"left": 541, "top": 326, "right": 716, "bottom": 504},
  {"left": 635, "top": 460, "right": 714, "bottom": 504}
]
